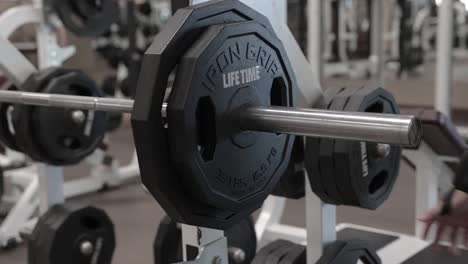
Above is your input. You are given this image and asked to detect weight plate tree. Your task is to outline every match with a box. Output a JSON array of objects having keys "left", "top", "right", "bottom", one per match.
[
  {"left": 28, "top": 204, "right": 116, "bottom": 264},
  {"left": 12, "top": 68, "right": 108, "bottom": 166},
  {"left": 306, "top": 86, "right": 402, "bottom": 209},
  {"left": 154, "top": 215, "right": 257, "bottom": 264},
  {"left": 0, "top": 0, "right": 421, "bottom": 231}
]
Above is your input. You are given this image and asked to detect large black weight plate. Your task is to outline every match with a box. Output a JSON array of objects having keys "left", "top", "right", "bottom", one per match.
[
  {"left": 318, "top": 87, "right": 361, "bottom": 205},
  {"left": 316, "top": 239, "right": 381, "bottom": 264},
  {"left": 334, "top": 87, "right": 401, "bottom": 209},
  {"left": 273, "top": 137, "right": 306, "bottom": 199},
  {"left": 305, "top": 86, "right": 345, "bottom": 204},
  {"left": 52, "top": 0, "right": 119, "bottom": 37},
  {"left": 154, "top": 215, "right": 257, "bottom": 264},
  {"left": 132, "top": 0, "right": 288, "bottom": 229},
  {"left": 0, "top": 85, "right": 20, "bottom": 151},
  {"left": 28, "top": 204, "right": 116, "bottom": 264},
  {"left": 15, "top": 68, "right": 107, "bottom": 165},
  {"left": 168, "top": 21, "right": 295, "bottom": 212}
]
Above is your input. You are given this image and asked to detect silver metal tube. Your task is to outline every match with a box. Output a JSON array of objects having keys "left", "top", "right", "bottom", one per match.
[
  {"left": 0, "top": 90, "right": 421, "bottom": 147},
  {"left": 0, "top": 90, "right": 134, "bottom": 113},
  {"left": 435, "top": 0, "right": 454, "bottom": 118},
  {"left": 238, "top": 106, "right": 421, "bottom": 147}
]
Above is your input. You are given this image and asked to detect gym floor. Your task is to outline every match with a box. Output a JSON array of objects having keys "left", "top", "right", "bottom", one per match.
[{"left": 2, "top": 68, "right": 467, "bottom": 263}]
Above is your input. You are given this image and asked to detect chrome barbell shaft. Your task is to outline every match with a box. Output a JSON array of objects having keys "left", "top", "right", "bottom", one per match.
[{"left": 0, "top": 90, "right": 421, "bottom": 147}]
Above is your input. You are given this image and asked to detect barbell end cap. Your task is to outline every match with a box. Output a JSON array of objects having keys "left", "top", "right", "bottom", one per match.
[{"left": 407, "top": 118, "right": 423, "bottom": 148}]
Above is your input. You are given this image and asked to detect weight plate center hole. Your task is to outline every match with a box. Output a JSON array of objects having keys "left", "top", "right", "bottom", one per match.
[
  {"left": 80, "top": 215, "right": 103, "bottom": 231},
  {"left": 368, "top": 171, "right": 388, "bottom": 195},
  {"left": 196, "top": 96, "right": 216, "bottom": 162},
  {"left": 270, "top": 77, "right": 288, "bottom": 136}
]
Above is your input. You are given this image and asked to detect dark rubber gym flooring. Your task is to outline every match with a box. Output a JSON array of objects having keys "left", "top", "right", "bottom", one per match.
[{"left": 2, "top": 41, "right": 468, "bottom": 262}]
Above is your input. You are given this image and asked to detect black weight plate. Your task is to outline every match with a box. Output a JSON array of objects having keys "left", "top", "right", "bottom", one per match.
[
  {"left": 12, "top": 68, "right": 68, "bottom": 163},
  {"left": 53, "top": 0, "right": 119, "bottom": 37},
  {"left": 0, "top": 167, "right": 3, "bottom": 205},
  {"left": 28, "top": 204, "right": 116, "bottom": 264},
  {"left": 168, "top": 21, "right": 295, "bottom": 211},
  {"left": 279, "top": 244, "right": 306, "bottom": 264},
  {"left": 154, "top": 215, "right": 257, "bottom": 264},
  {"left": 106, "top": 112, "right": 123, "bottom": 132},
  {"left": 273, "top": 137, "right": 306, "bottom": 199},
  {"left": 334, "top": 87, "right": 401, "bottom": 209},
  {"left": 316, "top": 239, "right": 381, "bottom": 264},
  {"left": 101, "top": 76, "right": 117, "bottom": 96},
  {"left": 320, "top": 86, "right": 363, "bottom": 205},
  {"left": 252, "top": 240, "right": 293, "bottom": 264},
  {"left": 305, "top": 86, "right": 346, "bottom": 204},
  {"left": 33, "top": 70, "right": 107, "bottom": 165},
  {"left": 0, "top": 85, "right": 20, "bottom": 151},
  {"left": 153, "top": 216, "right": 183, "bottom": 264},
  {"left": 226, "top": 215, "right": 257, "bottom": 263},
  {"left": 265, "top": 241, "right": 298, "bottom": 264},
  {"left": 132, "top": 0, "right": 281, "bottom": 229}
]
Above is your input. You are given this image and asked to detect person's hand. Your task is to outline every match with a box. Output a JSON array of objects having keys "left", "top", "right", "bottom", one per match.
[{"left": 419, "top": 190, "right": 468, "bottom": 255}]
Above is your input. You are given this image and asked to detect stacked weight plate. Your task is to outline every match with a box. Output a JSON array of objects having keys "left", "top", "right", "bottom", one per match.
[{"left": 306, "top": 86, "right": 402, "bottom": 209}]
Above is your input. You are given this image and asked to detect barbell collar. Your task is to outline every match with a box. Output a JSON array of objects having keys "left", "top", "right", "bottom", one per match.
[{"left": 0, "top": 90, "right": 421, "bottom": 147}]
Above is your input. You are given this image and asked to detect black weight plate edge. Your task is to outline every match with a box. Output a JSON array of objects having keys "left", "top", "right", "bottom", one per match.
[
  {"left": 154, "top": 215, "right": 183, "bottom": 264},
  {"left": 316, "top": 240, "right": 348, "bottom": 264},
  {"left": 35, "top": 70, "right": 107, "bottom": 165},
  {"left": 274, "top": 137, "right": 306, "bottom": 199},
  {"left": 265, "top": 241, "right": 299, "bottom": 264},
  {"left": 252, "top": 240, "right": 294, "bottom": 264},
  {"left": 11, "top": 71, "right": 62, "bottom": 163},
  {"left": 279, "top": 244, "right": 306, "bottom": 264},
  {"left": 336, "top": 239, "right": 381, "bottom": 264},
  {"left": 331, "top": 86, "right": 368, "bottom": 207},
  {"left": 305, "top": 87, "right": 345, "bottom": 204},
  {"left": 226, "top": 216, "right": 257, "bottom": 263},
  {"left": 0, "top": 85, "right": 20, "bottom": 151},
  {"left": 28, "top": 204, "right": 70, "bottom": 264},
  {"left": 131, "top": 0, "right": 278, "bottom": 230},
  {"left": 13, "top": 67, "right": 72, "bottom": 163},
  {"left": 342, "top": 87, "right": 401, "bottom": 209},
  {"left": 320, "top": 87, "right": 362, "bottom": 205}
]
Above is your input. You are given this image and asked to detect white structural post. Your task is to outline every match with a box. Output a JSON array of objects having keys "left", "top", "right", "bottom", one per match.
[
  {"left": 305, "top": 176, "right": 336, "bottom": 264},
  {"left": 370, "top": 0, "right": 385, "bottom": 87},
  {"left": 435, "top": 0, "right": 454, "bottom": 117},
  {"left": 307, "top": 0, "right": 323, "bottom": 82}
]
